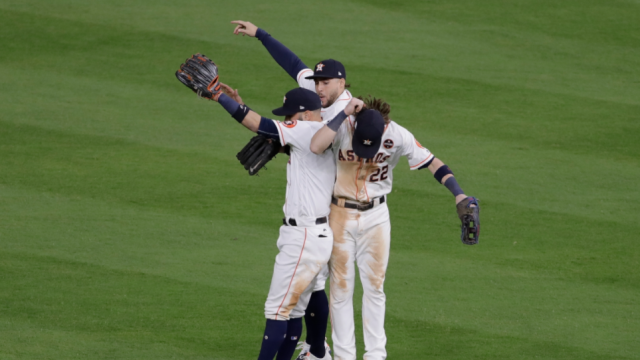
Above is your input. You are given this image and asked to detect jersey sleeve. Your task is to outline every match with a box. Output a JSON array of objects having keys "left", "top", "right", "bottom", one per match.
[
  {"left": 274, "top": 120, "right": 323, "bottom": 151},
  {"left": 296, "top": 68, "right": 316, "bottom": 92},
  {"left": 397, "top": 124, "right": 434, "bottom": 170}
]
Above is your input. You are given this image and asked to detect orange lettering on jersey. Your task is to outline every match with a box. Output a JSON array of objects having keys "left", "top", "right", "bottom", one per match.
[{"left": 283, "top": 119, "right": 297, "bottom": 128}]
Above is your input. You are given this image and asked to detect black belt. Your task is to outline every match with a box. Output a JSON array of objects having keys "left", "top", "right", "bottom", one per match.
[
  {"left": 283, "top": 216, "right": 328, "bottom": 226},
  {"left": 332, "top": 195, "right": 385, "bottom": 211}
]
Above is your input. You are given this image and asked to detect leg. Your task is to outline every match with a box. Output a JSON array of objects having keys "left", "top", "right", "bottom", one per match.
[
  {"left": 305, "top": 290, "right": 329, "bottom": 358},
  {"left": 262, "top": 225, "right": 330, "bottom": 359},
  {"left": 258, "top": 319, "right": 288, "bottom": 360},
  {"left": 355, "top": 205, "right": 391, "bottom": 360},
  {"left": 275, "top": 317, "right": 303, "bottom": 360},
  {"left": 329, "top": 204, "right": 359, "bottom": 360},
  {"left": 265, "top": 226, "right": 325, "bottom": 321}
]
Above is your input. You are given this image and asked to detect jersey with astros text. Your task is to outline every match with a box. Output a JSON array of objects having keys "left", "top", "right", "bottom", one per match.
[
  {"left": 273, "top": 119, "right": 337, "bottom": 221},
  {"left": 332, "top": 118, "right": 434, "bottom": 202}
]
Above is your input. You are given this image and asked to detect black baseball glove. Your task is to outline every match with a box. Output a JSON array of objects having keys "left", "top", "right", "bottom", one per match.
[
  {"left": 237, "top": 135, "right": 283, "bottom": 176},
  {"left": 175, "top": 54, "right": 222, "bottom": 100},
  {"left": 456, "top": 197, "right": 480, "bottom": 245}
]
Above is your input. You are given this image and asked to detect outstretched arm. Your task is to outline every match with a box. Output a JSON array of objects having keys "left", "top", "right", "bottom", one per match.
[
  {"left": 310, "top": 98, "right": 365, "bottom": 154},
  {"left": 231, "top": 20, "right": 308, "bottom": 81},
  {"left": 427, "top": 158, "right": 469, "bottom": 205},
  {"left": 215, "top": 84, "right": 280, "bottom": 140}
]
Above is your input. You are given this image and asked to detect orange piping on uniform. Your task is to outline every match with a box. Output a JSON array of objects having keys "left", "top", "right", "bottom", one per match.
[
  {"left": 275, "top": 228, "right": 308, "bottom": 319},
  {"left": 297, "top": 69, "right": 313, "bottom": 83},
  {"left": 354, "top": 159, "right": 364, "bottom": 201}
]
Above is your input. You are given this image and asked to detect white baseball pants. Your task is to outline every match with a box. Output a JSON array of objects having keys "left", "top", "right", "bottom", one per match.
[
  {"left": 264, "top": 223, "right": 333, "bottom": 320},
  {"left": 329, "top": 202, "right": 391, "bottom": 360}
]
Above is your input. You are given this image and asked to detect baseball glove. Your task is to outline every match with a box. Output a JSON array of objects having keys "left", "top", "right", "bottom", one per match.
[
  {"left": 456, "top": 197, "right": 480, "bottom": 245},
  {"left": 175, "top": 54, "right": 222, "bottom": 100},
  {"left": 237, "top": 135, "right": 282, "bottom": 176}
]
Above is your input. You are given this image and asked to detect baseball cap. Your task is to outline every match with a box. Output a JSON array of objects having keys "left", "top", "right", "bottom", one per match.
[
  {"left": 272, "top": 88, "right": 322, "bottom": 116},
  {"left": 305, "top": 59, "right": 346, "bottom": 80},
  {"left": 352, "top": 109, "right": 385, "bottom": 159}
]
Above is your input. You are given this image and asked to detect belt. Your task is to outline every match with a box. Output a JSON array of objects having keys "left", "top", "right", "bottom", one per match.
[
  {"left": 283, "top": 216, "right": 328, "bottom": 227},
  {"left": 331, "top": 195, "right": 386, "bottom": 211}
]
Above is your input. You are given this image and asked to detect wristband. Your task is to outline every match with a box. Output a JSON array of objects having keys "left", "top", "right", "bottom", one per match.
[
  {"left": 327, "top": 110, "right": 348, "bottom": 132},
  {"left": 434, "top": 164, "right": 454, "bottom": 183},
  {"left": 218, "top": 93, "right": 251, "bottom": 123},
  {"left": 232, "top": 104, "right": 251, "bottom": 123}
]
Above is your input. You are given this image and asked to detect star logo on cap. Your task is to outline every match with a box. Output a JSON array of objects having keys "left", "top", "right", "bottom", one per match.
[
  {"left": 300, "top": 106, "right": 305, "bottom": 109},
  {"left": 316, "top": 63, "right": 325, "bottom": 72},
  {"left": 363, "top": 139, "right": 372, "bottom": 145}
]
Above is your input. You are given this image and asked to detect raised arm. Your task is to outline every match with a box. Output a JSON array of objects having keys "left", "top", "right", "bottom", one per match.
[
  {"left": 215, "top": 84, "right": 280, "bottom": 141},
  {"left": 310, "top": 97, "right": 364, "bottom": 154},
  {"left": 231, "top": 20, "right": 308, "bottom": 81}
]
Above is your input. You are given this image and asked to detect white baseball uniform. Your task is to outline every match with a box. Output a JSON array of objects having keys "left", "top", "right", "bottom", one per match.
[
  {"left": 295, "top": 67, "right": 435, "bottom": 359},
  {"left": 263, "top": 119, "right": 336, "bottom": 321},
  {"left": 327, "top": 117, "right": 433, "bottom": 360},
  {"left": 295, "top": 69, "right": 355, "bottom": 294}
]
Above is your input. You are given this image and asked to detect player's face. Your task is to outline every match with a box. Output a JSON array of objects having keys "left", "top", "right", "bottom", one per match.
[{"left": 315, "top": 78, "right": 343, "bottom": 107}]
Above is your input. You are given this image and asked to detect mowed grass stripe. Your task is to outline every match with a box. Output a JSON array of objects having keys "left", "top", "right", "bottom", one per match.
[
  {"left": 0, "top": 251, "right": 263, "bottom": 359},
  {"left": 2, "top": 1, "right": 638, "bottom": 106},
  {"left": 1, "top": 251, "right": 635, "bottom": 360},
  {"left": 0, "top": 184, "right": 278, "bottom": 295},
  {"left": 0, "top": 121, "right": 287, "bottom": 228}
]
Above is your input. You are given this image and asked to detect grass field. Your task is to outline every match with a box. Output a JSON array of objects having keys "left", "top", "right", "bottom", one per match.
[{"left": 1, "top": 0, "right": 639, "bottom": 359}]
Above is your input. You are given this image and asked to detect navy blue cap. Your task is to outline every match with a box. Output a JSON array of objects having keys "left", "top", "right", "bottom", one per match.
[
  {"left": 272, "top": 88, "right": 322, "bottom": 116},
  {"left": 352, "top": 109, "right": 385, "bottom": 159},
  {"left": 305, "top": 59, "right": 346, "bottom": 80}
]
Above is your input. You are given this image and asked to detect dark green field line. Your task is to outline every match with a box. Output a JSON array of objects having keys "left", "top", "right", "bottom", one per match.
[
  {"left": 0, "top": 251, "right": 264, "bottom": 359},
  {"left": 1, "top": 251, "right": 634, "bottom": 360},
  {"left": 0, "top": 121, "right": 287, "bottom": 228}
]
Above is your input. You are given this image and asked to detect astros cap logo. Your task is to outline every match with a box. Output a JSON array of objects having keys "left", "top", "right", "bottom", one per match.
[
  {"left": 316, "top": 63, "right": 325, "bottom": 72},
  {"left": 363, "top": 139, "right": 372, "bottom": 146}
]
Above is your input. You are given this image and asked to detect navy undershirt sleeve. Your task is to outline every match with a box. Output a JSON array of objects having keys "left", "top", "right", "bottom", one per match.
[
  {"left": 218, "top": 93, "right": 239, "bottom": 115},
  {"left": 258, "top": 117, "right": 281, "bottom": 142},
  {"left": 256, "top": 28, "right": 308, "bottom": 80}
]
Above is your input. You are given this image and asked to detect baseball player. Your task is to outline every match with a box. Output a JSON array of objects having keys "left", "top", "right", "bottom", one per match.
[
  {"left": 198, "top": 75, "right": 361, "bottom": 359},
  {"left": 230, "top": 22, "right": 479, "bottom": 360},
  {"left": 231, "top": 20, "right": 355, "bottom": 360}
]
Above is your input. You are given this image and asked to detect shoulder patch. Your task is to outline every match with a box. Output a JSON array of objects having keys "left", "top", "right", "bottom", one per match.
[
  {"left": 283, "top": 119, "right": 297, "bottom": 128},
  {"left": 415, "top": 139, "right": 425, "bottom": 149},
  {"left": 383, "top": 139, "right": 394, "bottom": 149}
]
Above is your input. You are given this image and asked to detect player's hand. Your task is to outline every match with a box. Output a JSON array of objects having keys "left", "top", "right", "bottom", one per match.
[
  {"left": 231, "top": 20, "right": 258, "bottom": 37},
  {"left": 220, "top": 83, "right": 244, "bottom": 105},
  {"left": 344, "top": 98, "right": 365, "bottom": 116}
]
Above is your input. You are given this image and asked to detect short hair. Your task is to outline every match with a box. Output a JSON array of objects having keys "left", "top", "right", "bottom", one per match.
[{"left": 357, "top": 95, "right": 390, "bottom": 124}]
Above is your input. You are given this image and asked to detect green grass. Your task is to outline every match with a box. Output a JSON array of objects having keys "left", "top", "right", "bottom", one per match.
[{"left": 1, "top": 0, "right": 638, "bottom": 358}]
